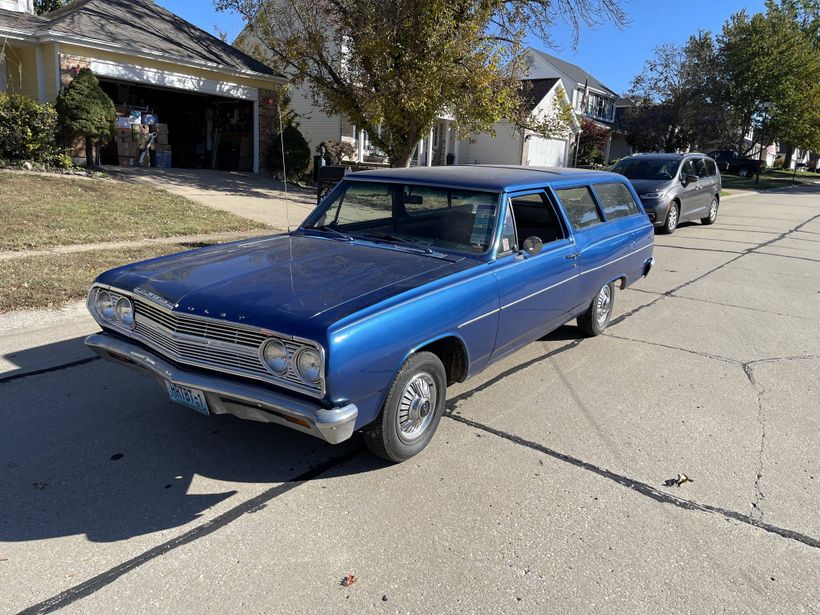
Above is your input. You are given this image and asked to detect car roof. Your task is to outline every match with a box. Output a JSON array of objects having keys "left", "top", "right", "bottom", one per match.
[
  {"left": 621, "top": 152, "right": 709, "bottom": 161},
  {"left": 345, "top": 165, "right": 625, "bottom": 192}
]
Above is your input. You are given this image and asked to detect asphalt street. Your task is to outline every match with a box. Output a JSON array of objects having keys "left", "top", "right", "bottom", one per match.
[{"left": 1, "top": 186, "right": 819, "bottom": 614}]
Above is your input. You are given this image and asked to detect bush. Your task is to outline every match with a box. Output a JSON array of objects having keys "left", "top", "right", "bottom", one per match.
[
  {"left": 0, "top": 93, "right": 61, "bottom": 162},
  {"left": 319, "top": 140, "right": 357, "bottom": 164},
  {"left": 270, "top": 123, "right": 311, "bottom": 179},
  {"left": 56, "top": 68, "right": 116, "bottom": 168},
  {"left": 772, "top": 156, "right": 784, "bottom": 169}
]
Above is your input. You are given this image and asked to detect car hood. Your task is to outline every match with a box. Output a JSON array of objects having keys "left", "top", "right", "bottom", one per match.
[
  {"left": 629, "top": 179, "right": 676, "bottom": 195},
  {"left": 99, "top": 235, "right": 477, "bottom": 337}
]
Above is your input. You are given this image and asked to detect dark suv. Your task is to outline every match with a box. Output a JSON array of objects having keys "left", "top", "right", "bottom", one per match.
[{"left": 610, "top": 153, "right": 721, "bottom": 234}]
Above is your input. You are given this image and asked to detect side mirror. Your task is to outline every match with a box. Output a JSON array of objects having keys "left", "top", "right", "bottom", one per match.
[
  {"left": 682, "top": 174, "right": 699, "bottom": 186},
  {"left": 522, "top": 236, "right": 543, "bottom": 256}
]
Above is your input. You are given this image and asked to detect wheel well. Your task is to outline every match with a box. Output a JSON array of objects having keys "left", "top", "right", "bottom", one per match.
[{"left": 417, "top": 337, "right": 468, "bottom": 385}]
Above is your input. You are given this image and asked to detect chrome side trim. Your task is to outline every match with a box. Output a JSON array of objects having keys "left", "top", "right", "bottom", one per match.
[
  {"left": 500, "top": 274, "right": 579, "bottom": 310},
  {"left": 85, "top": 333, "right": 356, "bottom": 444},
  {"left": 579, "top": 244, "right": 653, "bottom": 276},
  {"left": 457, "top": 308, "right": 500, "bottom": 329}
]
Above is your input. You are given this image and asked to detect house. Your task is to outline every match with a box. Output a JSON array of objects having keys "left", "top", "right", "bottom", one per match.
[
  {"left": 456, "top": 78, "right": 580, "bottom": 167},
  {"left": 237, "top": 26, "right": 584, "bottom": 167},
  {"left": 524, "top": 47, "right": 619, "bottom": 161},
  {"left": 0, "top": 0, "right": 285, "bottom": 172}
]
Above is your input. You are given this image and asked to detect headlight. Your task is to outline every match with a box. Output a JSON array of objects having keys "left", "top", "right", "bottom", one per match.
[
  {"left": 295, "top": 348, "right": 322, "bottom": 384},
  {"left": 115, "top": 296, "right": 135, "bottom": 329},
  {"left": 640, "top": 191, "right": 666, "bottom": 199},
  {"left": 262, "top": 339, "right": 289, "bottom": 374},
  {"left": 95, "top": 289, "right": 115, "bottom": 320}
]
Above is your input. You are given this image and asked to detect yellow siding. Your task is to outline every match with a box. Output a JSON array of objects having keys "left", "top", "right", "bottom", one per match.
[
  {"left": 59, "top": 43, "right": 277, "bottom": 92},
  {"left": 42, "top": 43, "right": 59, "bottom": 102},
  {"left": 4, "top": 45, "right": 38, "bottom": 100}
]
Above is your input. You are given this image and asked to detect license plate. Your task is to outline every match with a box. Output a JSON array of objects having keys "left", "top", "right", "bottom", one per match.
[{"left": 166, "top": 382, "right": 209, "bottom": 415}]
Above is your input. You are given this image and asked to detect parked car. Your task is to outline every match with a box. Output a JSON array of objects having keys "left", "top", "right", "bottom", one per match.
[
  {"left": 85, "top": 166, "right": 655, "bottom": 462},
  {"left": 707, "top": 150, "right": 766, "bottom": 177},
  {"left": 611, "top": 153, "right": 722, "bottom": 234}
]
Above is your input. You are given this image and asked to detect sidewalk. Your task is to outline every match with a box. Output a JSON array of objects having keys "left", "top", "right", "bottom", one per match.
[{"left": 108, "top": 167, "right": 316, "bottom": 229}]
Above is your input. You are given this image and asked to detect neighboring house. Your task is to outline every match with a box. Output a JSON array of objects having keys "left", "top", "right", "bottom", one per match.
[
  {"left": 609, "top": 97, "right": 634, "bottom": 162},
  {"left": 457, "top": 78, "right": 579, "bottom": 167},
  {"left": 237, "top": 26, "right": 583, "bottom": 168},
  {"left": 0, "top": 0, "right": 284, "bottom": 172},
  {"left": 525, "top": 47, "right": 619, "bottom": 161}
]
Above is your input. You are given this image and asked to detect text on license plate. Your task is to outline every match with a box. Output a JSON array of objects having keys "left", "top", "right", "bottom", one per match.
[{"left": 166, "top": 382, "right": 209, "bottom": 415}]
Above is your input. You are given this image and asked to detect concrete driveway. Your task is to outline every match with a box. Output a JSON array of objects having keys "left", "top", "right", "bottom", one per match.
[
  {"left": 111, "top": 167, "right": 317, "bottom": 230},
  {"left": 1, "top": 186, "right": 819, "bottom": 614}
]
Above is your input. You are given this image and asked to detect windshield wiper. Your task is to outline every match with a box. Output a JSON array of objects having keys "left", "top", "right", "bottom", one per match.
[
  {"left": 356, "top": 233, "right": 434, "bottom": 254},
  {"left": 301, "top": 226, "right": 353, "bottom": 242}
]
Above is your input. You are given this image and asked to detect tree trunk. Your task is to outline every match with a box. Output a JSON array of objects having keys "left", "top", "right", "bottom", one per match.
[
  {"left": 85, "top": 137, "right": 95, "bottom": 169},
  {"left": 388, "top": 142, "right": 418, "bottom": 168},
  {"left": 783, "top": 144, "right": 794, "bottom": 170}
]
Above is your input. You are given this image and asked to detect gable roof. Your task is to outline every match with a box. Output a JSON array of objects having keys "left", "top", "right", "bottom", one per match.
[
  {"left": 527, "top": 48, "right": 617, "bottom": 97},
  {"left": 0, "top": 0, "right": 277, "bottom": 78},
  {"left": 519, "top": 77, "right": 560, "bottom": 113}
]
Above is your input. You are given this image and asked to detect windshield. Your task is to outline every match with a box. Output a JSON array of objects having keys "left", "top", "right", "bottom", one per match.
[
  {"left": 611, "top": 159, "right": 680, "bottom": 181},
  {"left": 301, "top": 181, "right": 500, "bottom": 254}
]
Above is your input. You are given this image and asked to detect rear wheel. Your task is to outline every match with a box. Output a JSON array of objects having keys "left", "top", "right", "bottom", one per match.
[
  {"left": 738, "top": 166, "right": 751, "bottom": 177},
  {"left": 659, "top": 201, "right": 679, "bottom": 234},
  {"left": 577, "top": 282, "right": 615, "bottom": 337},
  {"left": 362, "top": 352, "right": 446, "bottom": 462},
  {"left": 701, "top": 196, "right": 719, "bottom": 225}
]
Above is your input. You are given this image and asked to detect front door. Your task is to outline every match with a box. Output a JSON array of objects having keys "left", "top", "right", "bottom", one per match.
[
  {"left": 678, "top": 158, "right": 708, "bottom": 218},
  {"left": 491, "top": 191, "right": 580, "bottom": 360}
]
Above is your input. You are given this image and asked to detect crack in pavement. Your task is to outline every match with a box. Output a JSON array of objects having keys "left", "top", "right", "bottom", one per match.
[
  {"left": 443, "top": 412, "right": 820, "bottom": 551},
  {"left": 17, "top": 447, "right": 364, "bottom": 615},
  {"left": 625, "top": 288, "right": 803, "bottom": 320},
  {"left": 609, "top": 213, "right": 820, "bottom": 329},
  {"left": 743, "top": 364, "right": 767, "bottom": 521}
]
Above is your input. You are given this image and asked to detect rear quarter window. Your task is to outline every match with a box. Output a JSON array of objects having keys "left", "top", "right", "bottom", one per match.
[
  {"left": 554, "top": 186, "right": 604, "bottom": 230},
  {"left": 593, "top": 182, "right": 641, "bottom": 220},
  {"left": 706, "top": 159, "right": 718, "bottom": 176}
]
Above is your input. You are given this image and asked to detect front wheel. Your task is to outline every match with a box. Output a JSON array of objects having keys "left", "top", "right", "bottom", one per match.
[
  {"left": 577, "top": 282, "right": 615, "bottom": 337},
  {"left": 658, "top": 201, "right": 679, "bottom": 234},
  {"left": 701, "top": 197, "right": 719, "bottom": 225},
  {"left": 362, "top": 352, "right": 446, "bottom": 462}
]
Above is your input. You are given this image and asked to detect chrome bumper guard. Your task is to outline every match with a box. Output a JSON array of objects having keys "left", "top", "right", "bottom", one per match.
[{"left": 85, "top": 333, "right": 357, "bottom": 444}]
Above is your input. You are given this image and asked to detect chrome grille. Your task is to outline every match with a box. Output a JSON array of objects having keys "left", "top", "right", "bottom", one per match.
[{"left": 95, "top": 292, "right": 324, "bottom": 397}]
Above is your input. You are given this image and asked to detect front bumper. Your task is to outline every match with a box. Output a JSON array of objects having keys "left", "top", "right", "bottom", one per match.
[
  {"left": 85, "top": 333, "right": 358, "bottom": 444},
  {"left": 640, "top": 199, "right": 669, "bottom": 226}
]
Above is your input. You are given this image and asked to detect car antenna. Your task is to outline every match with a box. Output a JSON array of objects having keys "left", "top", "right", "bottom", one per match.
[{"left": 277, "top": 101, "right": 292, "bottom": 233}]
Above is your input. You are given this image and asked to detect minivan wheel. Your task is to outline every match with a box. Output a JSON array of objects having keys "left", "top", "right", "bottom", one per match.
[
  {"left": 362, "top": 351, "right": 446, "bottom": 463},
  {"left": 577, "top": 282, "right": 615, "bottom": 337},
  {"left": 659, "top": 201, "right": 679, "bottom": 234},
  {"left": 701, "top": 197, "right": 719, "bottom": 225}
]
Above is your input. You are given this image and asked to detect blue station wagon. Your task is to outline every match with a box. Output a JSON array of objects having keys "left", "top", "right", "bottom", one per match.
[{"left": 85, "top": 166, "right": 655, "bottom": 461}]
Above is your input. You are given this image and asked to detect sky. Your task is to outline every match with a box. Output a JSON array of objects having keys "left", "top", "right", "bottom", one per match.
[{"left": 160, "top": 0, "right": 768, "bottom": 95}]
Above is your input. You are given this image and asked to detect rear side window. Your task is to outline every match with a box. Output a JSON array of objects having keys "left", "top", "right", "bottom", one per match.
[
  {"left": 705, "top": 159, "right": 718, "bottom": 176},
  {"left": 693, "top": 158, "right": 708, "bottom": 177},
  {"left": 555, "top": 186, "right": 604, "bottom": 230},
  {"left": 594, "top": 183, "right": 641, "bottom": 220}
]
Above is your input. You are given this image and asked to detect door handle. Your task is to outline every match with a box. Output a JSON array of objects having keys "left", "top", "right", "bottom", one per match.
[{"left": 565, "top": 253, "right": 579, "bottom": 260}]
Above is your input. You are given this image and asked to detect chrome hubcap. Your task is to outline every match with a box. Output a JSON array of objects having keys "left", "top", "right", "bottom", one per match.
[
  {"left": 595, "top": 285, "right": 612, "bottom": 327},
  {"left": 709, "top": 200, "right": 717, "bottom": 221},
  {"left": 668, "top": 205, "right": 678, "bottom": 230},
  {"left": 397, "top": 372, "right": 437, "bottom": 443}
]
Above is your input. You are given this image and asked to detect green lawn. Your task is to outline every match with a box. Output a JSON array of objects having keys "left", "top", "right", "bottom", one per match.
[
  {"left": 720, "top": 168, "right": 818, "bottom": 192},
  {"left": 0, "top": 172, "right": 267, "bottom": 251}
]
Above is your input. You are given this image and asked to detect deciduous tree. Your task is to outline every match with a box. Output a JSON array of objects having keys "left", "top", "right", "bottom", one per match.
[{"left": 222, "top": 0, "right": 627, "bottom": 167}]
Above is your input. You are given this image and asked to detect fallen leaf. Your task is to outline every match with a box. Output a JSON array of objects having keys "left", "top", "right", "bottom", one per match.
[
  {"left": 663, "top": 473, "right": 694, "bottom": 487},
  {"left": 341, "top": 574, "right": 358, "bottom": 587}
]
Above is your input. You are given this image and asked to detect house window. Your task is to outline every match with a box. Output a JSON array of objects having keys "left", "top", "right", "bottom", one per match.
[{"left": 582, "top": 91, "right": 614, "bottom": 122}]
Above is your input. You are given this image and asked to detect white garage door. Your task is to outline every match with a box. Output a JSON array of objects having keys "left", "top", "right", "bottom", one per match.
[{"left": 527, "top": 136, "right": 568, "bottom": 167}]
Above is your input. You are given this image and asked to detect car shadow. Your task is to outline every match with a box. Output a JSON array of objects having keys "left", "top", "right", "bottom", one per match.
[{"left": 0, "top": 336, "right": 384, "bottom": 544}]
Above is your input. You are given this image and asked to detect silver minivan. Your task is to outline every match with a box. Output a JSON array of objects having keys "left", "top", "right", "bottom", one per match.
[{"left": 611, "top": 153, "right": 721, "bottom": 234}]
